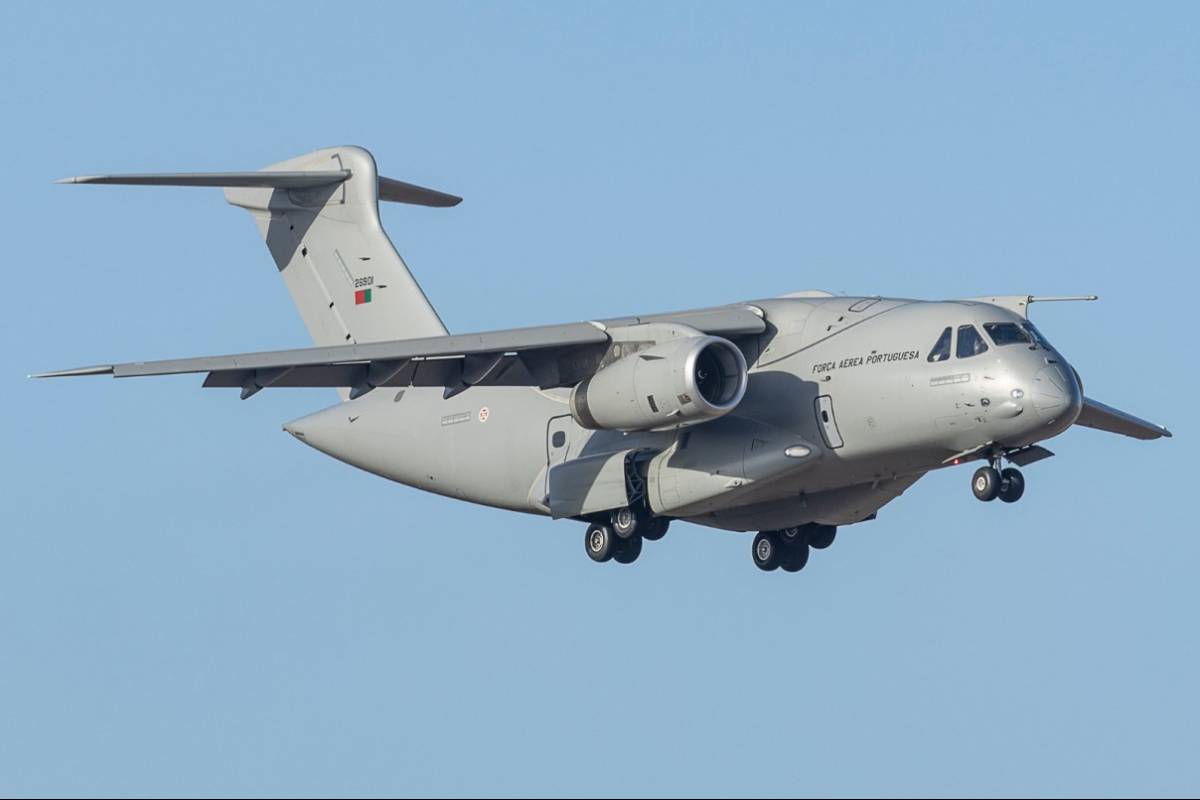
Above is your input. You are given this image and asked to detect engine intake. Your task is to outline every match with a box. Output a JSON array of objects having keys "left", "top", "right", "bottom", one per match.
[{"left": 570, "top": 336, "right": 748, "bottom": 431}]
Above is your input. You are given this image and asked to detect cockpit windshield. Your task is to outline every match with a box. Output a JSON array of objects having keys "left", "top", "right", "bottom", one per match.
[
  {"left": 956, "top": 325, "right": 989, "bottom": 358},
  {"left": 983, "top": 322, "right": 1033, "bottom": 347}
]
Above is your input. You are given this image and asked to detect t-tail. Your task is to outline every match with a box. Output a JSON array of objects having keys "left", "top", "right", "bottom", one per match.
[{"left": 57, "top": 145, "right": 457, "bottom": 398}]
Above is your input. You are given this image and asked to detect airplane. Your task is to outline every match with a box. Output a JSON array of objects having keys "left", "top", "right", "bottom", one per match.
[{"left": 36, "top": 145, "right": 1172, "bottom": 573}]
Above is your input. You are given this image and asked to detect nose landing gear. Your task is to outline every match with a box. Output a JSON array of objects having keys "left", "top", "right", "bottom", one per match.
[
  {"left": 972, "top": 466, "right": 1002, "bottom": 501},
  {"left": 971, "top": 459, "right": 1026, "bottom": 503},
  {"left": 997, "top": 467, "right": 1024, "bottom": 502}
]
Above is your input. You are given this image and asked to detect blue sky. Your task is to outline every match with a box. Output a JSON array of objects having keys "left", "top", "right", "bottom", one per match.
[{"left": 1, "top": 2, "right": 1196, "bottom": 796}]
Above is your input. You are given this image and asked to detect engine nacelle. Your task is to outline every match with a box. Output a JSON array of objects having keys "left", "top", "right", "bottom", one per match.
[{"left": 569, "top": 336, "right": 748, "bottom": 431}]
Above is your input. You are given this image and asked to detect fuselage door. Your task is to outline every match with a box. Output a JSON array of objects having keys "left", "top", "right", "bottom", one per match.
[
  {"left": 544, "top": 413, "right": 591, "bottom": 503},
  {"left": 547, "top": 414, "right": 578, "bottom": 467},
  {"left": 815, "top": 394, "right": 844, "bottom": 449}
]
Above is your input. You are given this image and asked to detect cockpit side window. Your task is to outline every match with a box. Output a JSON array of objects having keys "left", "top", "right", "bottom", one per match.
[
  {"left": 956, "top": 325, "right": 989, "bottom": 358},
  {"left": 983, "top": 322, "right": 1032, "bottom": 347},
  {"left": 1022, "top": 321, "right": 1053, "bottom": 350},
  {"left": 927, "top": 327, "right": 952, "bottom": 362}
]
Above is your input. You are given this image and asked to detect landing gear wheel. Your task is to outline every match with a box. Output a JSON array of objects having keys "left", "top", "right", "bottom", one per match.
[
  {"left": 778, "top": 526, "right": 805, "bottom": 546},
  {"left": 998, "top": 467, "right": 1025, "bottom": 503},
  {"left": 807, "top": 525, "right": 837, "bottom": 550},
  {"left": 752, "top": 531, "right": 782, "bottom": 572},
  {"left": 972, "top": 466, "right": 1002, "bottom": 502},
  {"left": 781, "top": 542, "right": 810, "bottom": 573},
  {"left": 610, "top": 507, "right": 640, "bottom": 539},
  {"left": 613, "top": 534, "right": 643, "bottom": 564},
  {"left": 642, "top": 517, "right": 669, "bottom": 542},
  {"left": 585, "top": 523, "right": 617, "bottom": 563}
]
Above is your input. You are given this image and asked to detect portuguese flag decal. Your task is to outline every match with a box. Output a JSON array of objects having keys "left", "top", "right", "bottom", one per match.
[{"left": 355, "top": 288, "right": 372, "bottom": 305}]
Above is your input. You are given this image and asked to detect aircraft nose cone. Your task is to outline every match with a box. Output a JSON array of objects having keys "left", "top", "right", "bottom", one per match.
[{"left": 1031, "top": 364, "right": 1083, "bottom": 428}]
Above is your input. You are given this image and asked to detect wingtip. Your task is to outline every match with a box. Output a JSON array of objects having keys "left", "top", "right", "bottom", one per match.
[{"left": 31, "top": 365, "right": 115, "bottom": 378}]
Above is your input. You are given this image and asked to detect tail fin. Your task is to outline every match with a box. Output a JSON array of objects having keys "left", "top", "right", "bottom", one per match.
[{"left": 59, "top": 145, "right": 455, "bottom": 353}]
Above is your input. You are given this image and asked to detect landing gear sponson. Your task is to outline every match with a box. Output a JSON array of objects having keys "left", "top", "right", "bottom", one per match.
[{"left": 752, "top": 523, "right": 837, "bottom": 573}]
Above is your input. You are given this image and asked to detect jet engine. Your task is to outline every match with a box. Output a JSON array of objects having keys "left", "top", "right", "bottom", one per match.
[{"left": 569, "top": 336, "right": 748, "bottom": 431}]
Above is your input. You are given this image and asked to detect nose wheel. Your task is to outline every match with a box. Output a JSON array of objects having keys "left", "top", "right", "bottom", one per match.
[
  {"left": 998, "top": 467, "right": 1024, "bottom": 502},
  {"left": 972, "top": 464, "right": 1025, "bottom": 503}
]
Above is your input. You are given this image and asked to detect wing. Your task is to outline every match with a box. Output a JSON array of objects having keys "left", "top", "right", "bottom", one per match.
[
  {"left": 1074, "top": 397, "right": 1172, "bottom": 440},
  {"left": 33, "top": 306, "right": 766, "bottom": 399}
]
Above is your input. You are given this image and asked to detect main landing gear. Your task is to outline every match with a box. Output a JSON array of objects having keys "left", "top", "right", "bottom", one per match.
[
  {"left": 752, "top": 523, "right": 837, "bottom": 573},
  {"left": 584, "top": 506, "right": 669, "bottom": 566},
  {"left": 971, "top": 459, "right": 1025, "bottom": 503}
]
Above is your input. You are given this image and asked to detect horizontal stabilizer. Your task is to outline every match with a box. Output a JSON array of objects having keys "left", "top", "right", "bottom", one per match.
[
  {"left": 1074, "top": 397, "right": 1171, "bottom": 440},
  {"left": 57, "top": 166, "right": 461, "bottom": 207},
  {"left": 55, "top": 171, "right": 350, "bottom": 189},
  {"left": 378, "top": 176, "right": 462, "bottom": 207}
]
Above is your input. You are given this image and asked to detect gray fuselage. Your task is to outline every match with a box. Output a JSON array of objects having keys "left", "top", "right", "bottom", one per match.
[{"left": 284, "top": 295, "right": 1083, "bottom": 533}]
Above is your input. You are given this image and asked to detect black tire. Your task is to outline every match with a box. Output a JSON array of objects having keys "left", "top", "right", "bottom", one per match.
[
  {"left": 972, "top": 466, "right": 1002, "bottom": 502},
  {"left": 610, "top": 506, "right": 640, "bottom": 539},
  {"left": 752, "top": 531, "right": 782, "bottom": 572},
  {"left": 998, "top": 467, "right": 1025, "bottom": 503},
  {"left": 781, "top": 542, "right": 810, "bottom": 573},
  {"left": 585, "top": 523, "right": 616, "bottom": 563},
  {"left": 778, "top": 526, "right": 805, "bottom": 546},
  {"left": 807, "top": 525, "right": 837, "bottom": 550},
  {"left": 613, "top": 534, "right": 643, "bottom": 564},
  {"left": 642, "top": 517, "right": 669, "bottom": 542}
]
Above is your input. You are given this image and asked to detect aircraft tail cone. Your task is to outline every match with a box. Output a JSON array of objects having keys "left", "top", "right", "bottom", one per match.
[{"left": 282, "top": 404, "right": 348, "bottom": 457}]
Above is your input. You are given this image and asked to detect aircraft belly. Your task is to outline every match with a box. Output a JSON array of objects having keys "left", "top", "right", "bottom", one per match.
[
  {"left": 286, "top": 386, "right": 563, "bottom": 513},
  {"left": 686, "top": 472, "right": 926, "bottom": 532}
]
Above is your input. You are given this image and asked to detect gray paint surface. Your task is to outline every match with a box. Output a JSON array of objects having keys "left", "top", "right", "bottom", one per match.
[{"left": 37, "top": 145, "right": 1172, "bottom": 545}]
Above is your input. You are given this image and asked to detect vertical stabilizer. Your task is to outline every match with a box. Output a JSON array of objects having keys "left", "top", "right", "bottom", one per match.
[{"left": 223, "top": 146, "right": 450, "bottom": 352}]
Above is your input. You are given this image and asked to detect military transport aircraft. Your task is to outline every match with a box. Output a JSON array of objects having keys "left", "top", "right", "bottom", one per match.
[{"left": 37, "top": 146, "right": 1172, "bottom": 573}]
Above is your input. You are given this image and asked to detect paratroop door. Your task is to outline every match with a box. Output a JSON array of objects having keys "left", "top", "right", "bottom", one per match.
[{"left": 815, "top": 394, "right": 844, "bottom": 449}]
